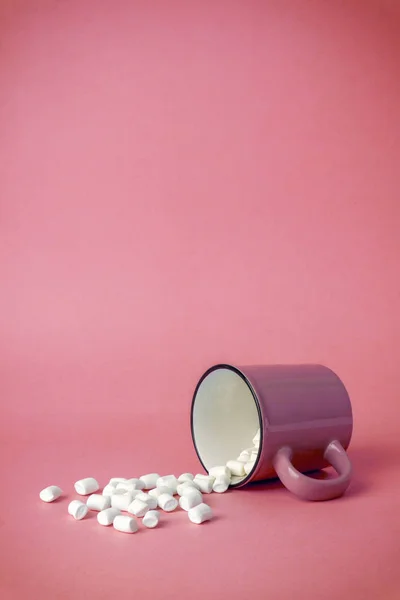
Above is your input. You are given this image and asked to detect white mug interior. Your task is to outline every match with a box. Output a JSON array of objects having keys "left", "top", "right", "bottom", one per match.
[{"left": 192, "top": 367, "right": 261, "bottom": 482}]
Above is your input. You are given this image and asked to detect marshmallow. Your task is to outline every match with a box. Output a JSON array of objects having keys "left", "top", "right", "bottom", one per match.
[
  {"left": 253, "top": 429, "right": 260, "bottom": 448},
  {"left": 113, "top": 515, "right": 138, "bottom": 533},
  {"left": 134, "top": 492, "right": 158, "bottom": 510},
  {"left": 87, "top": 494, "right": 111, "bottom": 511},
  {"left": 109, "top": 478, "right": 127, "bottom": 485},
  {"left": 238, "top": 449, "right": 251, "bottom": 462},
  {"left": 39, "top": 485, "right": 63, "bottom": 503},
  {"left": 188, "top": 503, "right": 213, "bottom": 524},
  {"left": 251, "top": 450, "right": 259, "bottom": 461},
  {"left": 128, "top": 498, "right": 149, "bottom": 517},
  {"left": 244, "top": 460, "right": 256, "bottom": 475},
  {"left": 179, "top": 488, "right": 203, "bottom": 511},
  {"left": 102, "top": 484, "right": 117, "bottom": 497},
  {"left": 148, "top": 486, "right": 174, "bottom": 499},
  {"left": 143, "top": 510, "right": 160, "bottom": 529},
  {"left": 178, "top": 473, "right": 194, "bottom": 483},
  {"left": 226, "top": 460, "right": 245, "bottom": 477},
  {"left": 209, "top": 466, "right": 231, "bottom": 479},
  {"left": 116, "top": 482, "right": 140, "bottom": 493},
  {"left": 194, "top": 474, "right": 215, "bottom": 494},
  {"left": 158, "top": 493, "right": 178, "bottom": 512},
  {"left": 139, "top": 474, "right": 160, "bottom": 489},
  {"left": 97, "top": 507, "right": 121, "bottom": 526},
  {"left": 125, "top": 478, "right": 145, "bottom": 490},
  {"left": 111, "top": 493, "right": 133, "bottom": 511},
  {"left": 156, "top": 475, "right": 178, "bottom": 494},
  {"left": 112, "top": 488, "right": 131, "bottom": 496},
  {"left": 213, "top": 474, "right": 230, "bottom": 493},
  {"left": 236, "top": 457, "right": 247, "bottom": 464},
  {"left": 230, "top": 475, "right": 245, "bottom": 485},
  {"left": 129, "top": 489, "right": 147, "bottom": 500},
  {"left": 177, "top": 481, "right": 198, "bottom": 496},
  {"left": 180, "top": 485, "right": 203, "bottom": 498},
  {"left": 74, "top": 477, "right": 100, "bottom": 495},
  {"left": 68, "top": 500, "right": 89, "bottom": 520}
]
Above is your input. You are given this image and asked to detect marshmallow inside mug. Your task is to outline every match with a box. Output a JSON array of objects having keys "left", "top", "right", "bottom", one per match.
[{"left": 191, "top": 366, "right": 261, "bottom": 485}]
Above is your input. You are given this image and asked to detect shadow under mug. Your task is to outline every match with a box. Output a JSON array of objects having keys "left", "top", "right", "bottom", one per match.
[{"left": 191, "top": 364, "right": 353, "bottom": 501}]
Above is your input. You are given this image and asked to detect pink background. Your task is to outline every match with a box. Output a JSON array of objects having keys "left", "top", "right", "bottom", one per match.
[{"left": 1, "top": 0, "right": 399, "bottom": 598}]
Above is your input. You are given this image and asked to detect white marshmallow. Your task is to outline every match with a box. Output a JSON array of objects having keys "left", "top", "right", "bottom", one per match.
[
  {"left": 251, "top": 450, "right": 259, "bottom": 461},
  {"left": 181, "top": 485, "right": 203, "bottom": 498},
  {"left": 143, "top": 510, "right": 160, "bottom": 529},
  {"left": 158, "top": 493, "right": 178, "bottom": 512},
  {"left": 243, "top": 447, "right": 256, "bottom": 456},
  {"left": 177, "top": 481, "right": 198, "bottom": 496},
  {"left": 244, "top": 460, "right": 256, "bottom": 475},
  {"left": 74, "top": 477, "right": 100, "bottom": 495},
  {"left": 39, "top": 485, "right": 63, "bottom": 503},
  {"left": 112, "top": 488, "right": 130, "bottom": 496},
  {"left": 238, "top": 450, "right": 251, "bottom": 462},
  {"left": 139, "top": 473, "right": 160, "bottom": 489},
  {"left": 125, "top": 478, "right": 145, "bottom": 490},
  {"left": 237, "top": 456, "right": 248, "bottom": 464},
  {"left": 230, "top": 475, "right": 245, "bottom": 485},
  {"left": 209, "top": 466, "right": 231, "bottom": 479},
  {"left": 188, "top": 503, "right": 213, "bottom": 524},
  {"left": 179, "top": 488, "right": 203, "bottom": 511},
  {"left": 148, "top": 486, "right": 174, "bottom": 499},
  {"left": 213, "top": 474, "right": 230, "bottom": 493},
  {"left": 116, "top": 482, "right": 140, "bottom": 493},
  {"left": 185, "top": 479, "right": 200, "bottom": 490},
  {"left": 226, "top": 460, "right": 245, "bottom": 477},
  {"left": 87, "top": 494, "right": 111, "bottom": 511},
  {"left": 68, "top": 500, "right": 89, "bottom": 520},
  {"left": 109, "top": 477, "right": 127, "bottom": 485},
  {"left": 97, "top": 507, "right": 121, "bottom": 526},
  {"left": 132, "top": 492, "right": 158, "bottom": 510},
  {"left": 194, "top": 474, "right": 215, "bottom": 494},
  {"left": 113, "top": 515, "right": 138, "bottom": 533},
  {"left": 253, "top": 428, "right": 261, "bottom": 446},
  {"left": 111, "top": 493, "right": 133, "bottom": 511},
  {"left": 128, "top": 498, "right": 149, "bottom": 517},
  {"left": 156, "top": 475, "right": 178, "bottom": 494},
  {"left": 102, "top": 483, "right": 117, "bottom": 497},
  {"left": 129, "top": 489, "right": 147, "bottom": 500},
  {"left": 178, "top": 473, "right": 194, "bottom": 483}
]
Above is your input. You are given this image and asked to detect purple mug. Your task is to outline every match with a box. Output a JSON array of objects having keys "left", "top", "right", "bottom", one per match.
[{"left": 190, "top": 364, "right": 353, "bottom": 501}]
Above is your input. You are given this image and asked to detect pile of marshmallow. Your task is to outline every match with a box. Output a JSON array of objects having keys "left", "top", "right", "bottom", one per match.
[
  {"left": 226, "top": 427, "right": 261, "bottom": 482},
  {"left": 39, "top": 428, "right": 261, "bottom": 534}
]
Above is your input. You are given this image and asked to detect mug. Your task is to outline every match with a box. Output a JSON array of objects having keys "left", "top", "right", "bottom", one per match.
[{"left": 190, "top": 364, "right": 353, "bottom": 501}]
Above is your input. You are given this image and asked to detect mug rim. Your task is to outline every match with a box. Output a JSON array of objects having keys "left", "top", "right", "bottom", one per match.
[{"left": 190, "top": 363, "right": 263, "bottom": 488}]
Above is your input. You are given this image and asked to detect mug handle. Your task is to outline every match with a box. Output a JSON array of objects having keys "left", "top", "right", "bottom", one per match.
[{"left": 272, "top": 440, "right": 352, "bottom": 501}]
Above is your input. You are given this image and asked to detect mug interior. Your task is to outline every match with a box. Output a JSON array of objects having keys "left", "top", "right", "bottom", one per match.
[{"left": 191, "top": 366, "right": 261, "bottom": 484}]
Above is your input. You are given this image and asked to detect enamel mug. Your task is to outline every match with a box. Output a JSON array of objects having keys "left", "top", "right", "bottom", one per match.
[{"left": 191, "top": 364, "right": 353, "bottom": 501}]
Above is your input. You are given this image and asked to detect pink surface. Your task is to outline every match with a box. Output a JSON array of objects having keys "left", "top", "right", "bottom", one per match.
[{"left": 1, "top": 1, "right": 400, "bottom": 598}]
